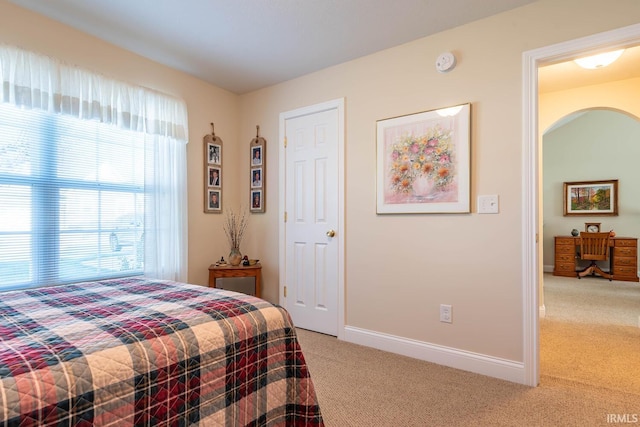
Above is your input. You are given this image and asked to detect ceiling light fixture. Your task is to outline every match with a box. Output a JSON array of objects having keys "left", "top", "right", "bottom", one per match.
[{"left": 574, "top": 49, "right": 624, "bottom": 69}]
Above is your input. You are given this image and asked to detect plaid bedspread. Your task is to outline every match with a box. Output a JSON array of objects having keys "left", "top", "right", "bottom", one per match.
[{"left": 0, "top": 277, "right": 323, "bottom": 426}]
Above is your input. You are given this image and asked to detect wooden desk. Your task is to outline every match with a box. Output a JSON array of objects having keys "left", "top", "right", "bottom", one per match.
[
  {"left": 208, "top": 263, "right": 262, "bottom": 298},
  {"left": 553, "top": 236, "right": 638, "bottom": 282}
]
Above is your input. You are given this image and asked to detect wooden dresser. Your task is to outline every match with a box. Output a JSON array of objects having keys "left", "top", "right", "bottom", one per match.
[{"left": 553, "top": 236, "right": 639, "bottom": 282}]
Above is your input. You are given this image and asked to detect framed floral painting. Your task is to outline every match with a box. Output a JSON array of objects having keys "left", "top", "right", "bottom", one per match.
[{"left": 376, "top": 104, "right": 471, "bottom": 214}]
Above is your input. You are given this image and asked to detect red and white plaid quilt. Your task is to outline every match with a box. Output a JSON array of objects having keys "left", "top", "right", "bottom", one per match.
[{"left": 0, "top": 277, "right": 323, "bottom": 426}]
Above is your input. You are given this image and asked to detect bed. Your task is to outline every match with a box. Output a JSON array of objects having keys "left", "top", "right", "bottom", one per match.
[{"left": 0, "top": 277, "right": 323, "bottom": 426}]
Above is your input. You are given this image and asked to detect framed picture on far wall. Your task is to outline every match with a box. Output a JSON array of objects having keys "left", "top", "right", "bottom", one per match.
[
  {"left": 208, "top": 166, "right": 221, "bottom": 187},
  {"left": 207, "top": 189, "right": 221, "bottom": 212},
  {"left": 250, "top": 128, "right": 266, "bottom": 213},
  {"left": 563, "top": 179, "right": 618, "bottom": 216},
  {"left": 251, "top": 145, "right": 262, "bottom": 166},
  {"left": 207, "top": 142, "right": 221, "bottom": 165},
  {"left": 204, "top": 126, "right": 223, "bottom": 213},
  {"left": 250, "top": 190, "right": 262, "bottom": 212},
  {"left": 251, "top": 168, "right": 262, "bottom": 188}
]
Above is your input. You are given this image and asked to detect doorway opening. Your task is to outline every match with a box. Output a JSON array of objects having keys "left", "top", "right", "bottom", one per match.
[{"left": 523, "top": 23, "right": 640, "bottom": 387}]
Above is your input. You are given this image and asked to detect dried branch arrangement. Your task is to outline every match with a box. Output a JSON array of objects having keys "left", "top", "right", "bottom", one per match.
[{"left": 223, "top": 207, "right": 249, "bottom": 250}]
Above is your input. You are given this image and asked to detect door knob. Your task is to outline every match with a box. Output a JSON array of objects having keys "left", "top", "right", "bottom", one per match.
[{"left": 326, "top": 229, "right": 336, "bottom": 238}]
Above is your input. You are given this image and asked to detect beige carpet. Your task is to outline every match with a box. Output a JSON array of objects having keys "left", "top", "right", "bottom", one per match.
[
  {"left": 297, "top": 327, "right": 640, "bottom": 426},
  {"left": 540, "top": 320, "right": 640, "bottom": 395},
  {"left": 543, "top": 273, "right": 640, "bottom": 327},
  {"left": 295, "top": 275, "right": 640, "bottom": 426},
  {"left": 540, "top": 273, "right": 640, "bottom": 395}
]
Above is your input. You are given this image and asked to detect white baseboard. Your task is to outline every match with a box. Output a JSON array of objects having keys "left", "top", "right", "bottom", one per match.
[{"left": 342, "top": 326, "right": 526, "bottom": 385}]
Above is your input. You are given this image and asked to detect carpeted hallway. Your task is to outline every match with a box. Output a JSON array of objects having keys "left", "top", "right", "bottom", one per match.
[{"left": 541, "top": 273, "right": 640, "bottom": 395}]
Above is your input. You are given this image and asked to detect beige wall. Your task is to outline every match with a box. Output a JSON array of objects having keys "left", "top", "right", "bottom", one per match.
[
  {"left": 540, "top": 77, "right": 640, "bottom": 132},
  {"left": 238, "top": 0, "right": 640, "bottom": 364},
  {"left": 3, "top": 0, "right": 640, "bottom": 379}
]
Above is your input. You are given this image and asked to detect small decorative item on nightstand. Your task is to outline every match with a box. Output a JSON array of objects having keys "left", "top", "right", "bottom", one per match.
[
  {"left": 228, "top": 248, "right": 242, "bottom": 267},
  {"left": 571, "top": 229, "right": 579, "bottom": 236},
  {"left": 223, "top": 207, "right": 249, "bottom": 266}
]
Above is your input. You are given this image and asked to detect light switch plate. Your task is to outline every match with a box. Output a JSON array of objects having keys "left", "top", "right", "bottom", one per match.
[{"left": 478, "top": 195, "right": 499, "bottom": 214}]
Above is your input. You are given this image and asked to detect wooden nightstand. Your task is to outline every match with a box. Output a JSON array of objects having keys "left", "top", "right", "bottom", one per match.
[{"left": 208, "top": 263, "right": 262, "bottom": 298}]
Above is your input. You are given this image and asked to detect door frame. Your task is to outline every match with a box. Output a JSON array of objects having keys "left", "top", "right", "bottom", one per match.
[
  {"left": 278, "top": 98, "right": 346, "bottom": 339},
  {"left": 523, "top": 23, "right": 640, "bottom": 387}
]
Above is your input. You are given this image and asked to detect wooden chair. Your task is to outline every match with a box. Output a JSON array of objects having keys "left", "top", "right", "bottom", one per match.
[{"left": 577, "top": 232, "right": 612, "bottom": 280}]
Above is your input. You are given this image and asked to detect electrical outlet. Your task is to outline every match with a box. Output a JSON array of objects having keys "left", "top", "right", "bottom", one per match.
[{"left": 440, "top": 304, "right": 452, "bottom": 323}]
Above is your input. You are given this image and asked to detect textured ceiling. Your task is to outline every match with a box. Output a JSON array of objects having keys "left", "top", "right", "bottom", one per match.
[{"left": 9, "top": 0, "right": 535, "bottom": 94}]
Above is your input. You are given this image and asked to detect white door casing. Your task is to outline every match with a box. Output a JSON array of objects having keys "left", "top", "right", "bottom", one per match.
[
  {"left": 522, "top": 23, "right": 640, "bottom": 387},
  {"left": 279, "top": 98, "right": 345, "bottom": 337}
]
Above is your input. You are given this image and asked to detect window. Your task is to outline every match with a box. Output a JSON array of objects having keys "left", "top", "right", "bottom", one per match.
[
  {"left": 0, "top": 104, "right": 146, "bottom": 289},
  {"left": 0, "top": 45, "right": 189, "bottom": 290}
]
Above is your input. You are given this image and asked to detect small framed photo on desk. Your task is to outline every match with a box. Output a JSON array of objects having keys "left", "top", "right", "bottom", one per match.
[{"left": 585, "top": 222, "right": 601, "bottom": 232}]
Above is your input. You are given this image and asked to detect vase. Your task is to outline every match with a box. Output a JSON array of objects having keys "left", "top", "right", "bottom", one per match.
[
  {"left": 412, "top": 176, "right": 435, "bottom": 198},
  {"left": 228, "top": 248, "right": 242, "bottom": 266}
]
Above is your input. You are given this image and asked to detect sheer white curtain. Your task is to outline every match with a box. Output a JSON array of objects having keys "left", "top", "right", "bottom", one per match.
[{"left": 0, "top": 44, "right": 189, "bottom": 282}]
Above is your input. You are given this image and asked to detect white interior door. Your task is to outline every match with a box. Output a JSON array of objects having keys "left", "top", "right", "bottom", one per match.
[{"left": 279, "top": 99, "right": 344, "bottom": 336}]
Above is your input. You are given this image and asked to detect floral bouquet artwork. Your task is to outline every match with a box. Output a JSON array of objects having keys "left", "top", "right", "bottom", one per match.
[
  {"left": 376, "top": 104, "right": 471, "bottom": 214},
  {"left": 387, "top": 124, "right": 455, "bottom": 201}
]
